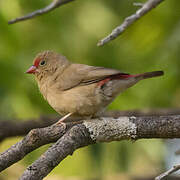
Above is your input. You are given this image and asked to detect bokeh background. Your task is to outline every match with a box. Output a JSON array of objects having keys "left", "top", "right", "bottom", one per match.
[{"left": 0, "top": 0, "right": 180, "bottom": 179}]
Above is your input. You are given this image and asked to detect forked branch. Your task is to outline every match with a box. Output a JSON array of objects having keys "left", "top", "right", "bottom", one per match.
[
  {"left": 0, "top": 115, "right": 180, "bottom": 179},
  {"left": 97, "top": 0, "right": 164, "bottom": 46}
]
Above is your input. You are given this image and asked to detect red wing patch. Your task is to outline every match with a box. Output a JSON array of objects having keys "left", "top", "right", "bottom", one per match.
[
  {"left": 110, "top": 74, "right": 134, "bottom": 79},
  {"left": 97, "top": 78, "right": 111, "bottom": 87},
  {"left": 97, "top": 74, "right": 135, "bottom": 87}
]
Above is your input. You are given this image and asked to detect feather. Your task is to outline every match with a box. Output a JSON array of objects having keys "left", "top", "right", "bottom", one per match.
[{"left": 59, "top": 64, "right": 128, "bottom": 90}]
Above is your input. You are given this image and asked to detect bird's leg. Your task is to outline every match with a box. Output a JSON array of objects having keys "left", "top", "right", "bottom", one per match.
[{"left": 56, "top": 112, "right": 73, "bottom": 125}]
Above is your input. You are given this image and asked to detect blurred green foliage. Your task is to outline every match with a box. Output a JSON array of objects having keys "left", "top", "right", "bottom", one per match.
[{"left": 0, "top": 0, "right": 180, "bottom": 179}]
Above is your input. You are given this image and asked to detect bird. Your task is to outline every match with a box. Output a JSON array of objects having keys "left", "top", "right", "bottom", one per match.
[{"left": 26, "top": 50, "right": 164, "bottom": 123}]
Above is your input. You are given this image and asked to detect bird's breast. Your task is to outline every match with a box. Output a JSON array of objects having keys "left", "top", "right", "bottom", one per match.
[{"left": 45, "top": 83, "right": 105, "bottom": 117}]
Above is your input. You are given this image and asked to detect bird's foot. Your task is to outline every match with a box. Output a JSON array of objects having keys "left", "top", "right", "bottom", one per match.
[{"left": 55, "top": 113, "right": 73, "bottom": 127}]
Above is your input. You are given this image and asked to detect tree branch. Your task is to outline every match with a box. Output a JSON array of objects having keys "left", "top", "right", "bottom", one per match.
[
  {"left": 0, "top": 121, "right": 77, "bottom": 172},
  {"left": 0, "top": 115, "right": 58, "bottom": 142},
  {"left": 155, "top": 164, "right": 180, "bottom": 180},
  {"left": 1, "top": 108, "right": 180, "bottom": 142},
  {"left": 97, "top": 0, "right": 164, "bottom": 46},
  {"left": 20, "top": 124, "right": 94, "bottom": 180},
  {"left": 0, "top": 115, "right": 180, "bottom": 179},
  {"left": 8, "top": 0, "right": 75, "bottom": 24},
  {"left": 8, "top": 0, "right": 165, "bottom": 46}
]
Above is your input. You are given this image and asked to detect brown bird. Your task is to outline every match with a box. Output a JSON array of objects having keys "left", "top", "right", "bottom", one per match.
[{"left": 26, "top": 51, "right": 164, "bottom": 122}]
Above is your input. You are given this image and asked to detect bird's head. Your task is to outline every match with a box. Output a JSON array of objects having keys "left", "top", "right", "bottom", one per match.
[{"left": 26, "top": 50, "right": 70, "bottom": 81}]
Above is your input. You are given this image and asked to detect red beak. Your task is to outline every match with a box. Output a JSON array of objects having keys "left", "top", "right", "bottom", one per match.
[{"left": 26, "top": 65, "right": 37, "bottom": 74}]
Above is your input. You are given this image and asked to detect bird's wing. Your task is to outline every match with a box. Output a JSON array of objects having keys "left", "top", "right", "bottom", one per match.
[{"left": 59, "top": 64, "right": 128, "bottom": 90}]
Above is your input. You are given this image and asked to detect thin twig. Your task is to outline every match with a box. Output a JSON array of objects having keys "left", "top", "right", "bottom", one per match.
[
  {"left": 8, "top": 0, "right": 75, "bottom": 24},
  {"left": 97, "top": 0, "right": 164, "bottom": 46},
  {"left": 155, "top": 164, "right": 180, "bottom": 180}
]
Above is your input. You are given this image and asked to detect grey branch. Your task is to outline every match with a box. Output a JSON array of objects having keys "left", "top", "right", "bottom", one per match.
[
  {"left": 0, "top": 121, "right": 77, "bottom": 172},
  {"left": 0, "top": 115, "right": 58, "bottom": 142},
  {"left": 0, "top": 115, "right": 180, "bottom": 179},
  {"left": 20, "top": 124, "right": 94, "bottom": 180},
  {"left": 97, "top": 0, "right": 164, "bottom": 46},
  {"left": 8, "top": 0, "right": 75, "bottom": 24},
  {"left": 8, "top": 0, "right": 165, "bottom": 46},
  {"left": 1, "top": 108, "right": 180, "bottom": 142},
  {"left": 155, "top": 164, "right": 180, "bottom": 180}
]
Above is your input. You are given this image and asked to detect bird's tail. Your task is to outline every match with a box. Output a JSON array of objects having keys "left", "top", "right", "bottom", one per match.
[
  {"left": 134, "top": 71, "right": 164, "bottom": 80},
  {"left": 101, "top": 70, "right": 164, "bottom": 101}
]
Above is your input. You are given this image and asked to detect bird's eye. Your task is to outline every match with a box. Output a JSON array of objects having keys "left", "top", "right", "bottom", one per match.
[{"left": 39, "top": 60, "right": 46, "bottom": 66}]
